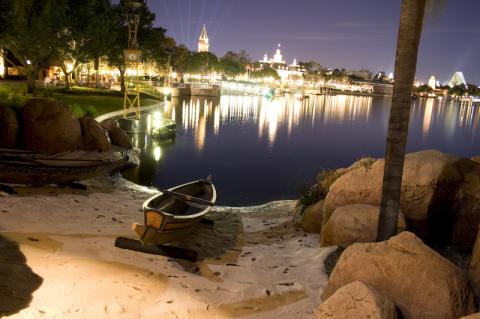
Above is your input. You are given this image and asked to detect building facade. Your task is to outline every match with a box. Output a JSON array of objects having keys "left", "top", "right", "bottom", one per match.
[
  {"left": 198, "top": 24, "right": 209, "bottom": 53},
  {"left": 259, "top": 44, "right": 305, "bottom": 84}
]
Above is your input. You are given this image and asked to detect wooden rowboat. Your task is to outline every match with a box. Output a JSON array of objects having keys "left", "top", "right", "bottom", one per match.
[
  {"left": 132, "top": 177, "right": 217, "bottom": 245},
  {"left": 0, "top": 148, "right": 137, "bottom": 186}
]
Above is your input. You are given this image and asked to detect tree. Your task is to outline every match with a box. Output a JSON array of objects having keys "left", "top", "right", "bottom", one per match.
[
  {"left": 105, "top": 0, "right": 156, "bottom": 92},
  {"left": 250, "top": 67, "right": 280, "bottom": 81},
  {"left": 142, "top": 28, "right": 176, "bottom": 76},
  {"left": 71, "top": 0, "right": 114, "bottom": 88},
  {"left": 170, "top": 44, "right": 191, "bottom": 74},
  {"left": 187, "top": 52, "right": 219, "bottom": 75},
  {"left": 299, "top": 61, "right": 323, "bottom": 74},
  {"left": 376, "top": 0, "right": 428, "bottom": 241},
  {"left": 1, "top": 0, "right": 68, "bottom": 93},
  {"left": 219, "top": 51, "right": 245, "bottom": 79},
  {"left": 415, "top": 84, "right": 434, "bottom": 95},
  {"left": 449, "top": 84, "right": 479, "bottom": 97}
]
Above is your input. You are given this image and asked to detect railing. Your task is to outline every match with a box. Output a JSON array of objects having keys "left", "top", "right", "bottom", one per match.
[{"left": 171, "top": 82, "right": 220, "bottom": 90}]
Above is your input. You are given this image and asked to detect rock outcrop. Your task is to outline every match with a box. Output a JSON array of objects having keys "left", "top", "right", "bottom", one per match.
[
  {"left": 100, "top": 119, "right": 119, "bottom": 132},
  {"left": 21, "top": 99, "right": 82, "bottom": 153},
  {"left": 469, "top": 226, "right": 480, "bottom": 296},
  {"left": 0, "top": 106, "right": 19, "bottom": 148},
  {"left": 300, "top": 200, "right": 324, "bottom": 233},
  {"left": 322, "top": 149, "right": 480, "bottom": 248},
  {"left": 323, "top": 232, "right": 476, "bottom": 319},
  {"left": 324, "top": 150, "right": 462, "bottom": 221},
  {"left": 320, "top": 204, "right": 406, "bottom": 247},
  {"left": 461, "top": 313, "right": 480, "bottom": 319},
  {"left": 79, "top": 116, "right": 111, "bottom": 152},
  {"left": 108, "top": 127, "right": 132, "bottom": 149},
  {"left": 316, "top": 281, "right": 398, "bottom": 319}
]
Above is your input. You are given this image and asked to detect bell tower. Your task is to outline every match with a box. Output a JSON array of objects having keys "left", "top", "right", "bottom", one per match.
[{"left": 198, "top": 24, "right": 209, "bottom": 53}]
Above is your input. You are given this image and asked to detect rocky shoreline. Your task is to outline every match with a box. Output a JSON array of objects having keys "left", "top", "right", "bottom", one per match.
[{"left": 298, "top": 149, "right": 480, "bottom": 318}]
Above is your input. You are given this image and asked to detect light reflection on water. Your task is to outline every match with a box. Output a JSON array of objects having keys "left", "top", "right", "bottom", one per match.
[{"left": 123, "top": 95, "right": 480, "bottom": 205}]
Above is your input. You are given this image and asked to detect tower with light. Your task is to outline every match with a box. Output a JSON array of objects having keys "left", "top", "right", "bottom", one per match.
[
  {"left": 198, "top": 25, "right": 209, "bottom": 53},
  {"left": 123, "top": 0, "right": 146, "bottom": 119}
]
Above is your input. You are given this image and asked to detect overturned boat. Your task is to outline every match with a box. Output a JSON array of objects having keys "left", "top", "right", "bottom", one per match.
[{"left": 0, "top": 148, "right": 137, "bottom": 186}]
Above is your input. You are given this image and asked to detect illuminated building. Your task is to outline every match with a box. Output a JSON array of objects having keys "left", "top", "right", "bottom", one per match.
[
  {"left": 198, "top": 24, "right": 209, "bottom": 53},
  {"left": 259, "top": 44, "right": 305, "bottom": 84},
  {"left": 448, "top": 71, "right": 467, "bottom": 87},
  {"left": 428, "top": 75, "right": 436, "bottom": 90}
]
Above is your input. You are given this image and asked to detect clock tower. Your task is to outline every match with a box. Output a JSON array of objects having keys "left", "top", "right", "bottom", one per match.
[{"left": 198, "top": 24, "right": 209, "bottom": 53}]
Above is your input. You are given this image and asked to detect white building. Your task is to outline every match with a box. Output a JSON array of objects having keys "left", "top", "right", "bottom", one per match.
[
  {"left": 448, "top": 71, "right": 467, "bottom": 87},
  {"left": 428, "top": 75, "right": 436, "bottom": 90},
  {"left": 259, "top": 44, "right": 305, "bottom": 84}
]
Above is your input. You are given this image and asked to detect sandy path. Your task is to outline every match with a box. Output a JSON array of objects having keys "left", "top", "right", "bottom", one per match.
[{"left": 0, "top": 176, "right": 334, "bottom": 319}]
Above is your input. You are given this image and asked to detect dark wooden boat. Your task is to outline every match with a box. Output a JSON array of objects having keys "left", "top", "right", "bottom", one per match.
[
  {"left": 132, "top": 177, "right": 217, "bottom": 245},
  {"left": 0, "top": 148, "right": 137, "bottom": 186}
]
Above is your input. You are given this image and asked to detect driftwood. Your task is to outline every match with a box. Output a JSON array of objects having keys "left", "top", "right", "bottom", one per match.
[{"left": 114, "top": 237, "right": 198, "bottom": 262}]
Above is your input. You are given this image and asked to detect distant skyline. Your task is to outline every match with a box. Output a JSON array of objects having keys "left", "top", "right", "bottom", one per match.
[{"left": 150, "top": 0, "right": 480, "bottom": 84}]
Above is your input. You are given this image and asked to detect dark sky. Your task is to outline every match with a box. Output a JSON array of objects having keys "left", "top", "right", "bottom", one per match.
[{"left": 150, "top": 0, "right": 480, "bottom": 84}]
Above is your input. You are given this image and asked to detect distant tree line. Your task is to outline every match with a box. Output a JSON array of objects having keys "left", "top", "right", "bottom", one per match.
[{"left": 0, "top": 0, "right": 253, "bottom": 93}]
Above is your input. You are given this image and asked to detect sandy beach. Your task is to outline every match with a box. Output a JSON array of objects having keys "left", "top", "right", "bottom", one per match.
[{"left": 0, "top": 174, "right": 334, "bottom": 319}]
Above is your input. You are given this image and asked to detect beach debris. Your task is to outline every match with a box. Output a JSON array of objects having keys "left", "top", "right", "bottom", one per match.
[{"left": 114, "top": 237, "right": 198, "bottom": 262}]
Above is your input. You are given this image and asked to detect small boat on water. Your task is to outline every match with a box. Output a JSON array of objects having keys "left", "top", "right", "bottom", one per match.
[
  {"left": 0, "top": 148, "right": 137, "bottom": 186},
  {"left": 132, "top": 177, "right": 217, "bottom": 245}
]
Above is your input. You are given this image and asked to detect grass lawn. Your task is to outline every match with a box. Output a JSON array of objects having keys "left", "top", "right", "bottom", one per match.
[
  {"left": 0, "top": 81, "right": 161, "bottom": 117},
  {"left": 51, "top": 93, "right": 160, "bottom": 118}
]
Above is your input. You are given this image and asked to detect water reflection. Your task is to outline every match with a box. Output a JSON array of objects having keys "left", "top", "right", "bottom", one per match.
[
  {"left": 163, "top": 94, "right": 374, "bottom": 148},
  {"left": 124, "top": 94, "right": 480, "bottom": 205},
  {"left": 413, "top": 98, "right": 480, "bottom": 141}
]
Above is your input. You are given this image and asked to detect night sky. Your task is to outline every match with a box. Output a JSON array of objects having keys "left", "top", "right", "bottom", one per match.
[{"left": 150, "top": 0, "right": 480, "bottom": 84}]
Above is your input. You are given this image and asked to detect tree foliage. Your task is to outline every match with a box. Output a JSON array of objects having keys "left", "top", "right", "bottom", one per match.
[
  {"left": 1, "top": 0, "right": 69, "bottom": 93},
  {"left": 250, "top": 67, "right": 280, "bottom": 80}
]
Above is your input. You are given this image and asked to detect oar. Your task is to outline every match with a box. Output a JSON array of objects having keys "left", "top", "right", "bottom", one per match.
[{"left": 162, "top": 189, "right": 214, "bottom": 206}]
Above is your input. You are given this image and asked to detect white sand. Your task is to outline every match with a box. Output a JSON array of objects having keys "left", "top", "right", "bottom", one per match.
[{"left": 0, "top": 176, "right": 334, "bottom": 319}]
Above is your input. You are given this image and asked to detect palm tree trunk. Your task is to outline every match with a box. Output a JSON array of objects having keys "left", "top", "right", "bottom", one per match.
[{"left": 377, "top": 0, "right": 427, "bottom": 241}]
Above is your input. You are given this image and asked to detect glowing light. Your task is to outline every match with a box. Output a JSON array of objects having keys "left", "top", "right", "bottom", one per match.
[
  {"left": 153, "top": 146, "right": 162, "bottom": 161},
  {"left": 26, "top": 60, "right": 31, "bottom": 65},
  {"left": 66, "top": 63, "right": 74, "bottom": 73}
]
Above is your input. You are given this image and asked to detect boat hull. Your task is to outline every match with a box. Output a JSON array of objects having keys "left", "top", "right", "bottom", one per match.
[
  {"left": 133, "top": 178, "right": 216, "bottom": 245},
  {"left": 0, "top": 149, "right": 137, "bottom": 185}
]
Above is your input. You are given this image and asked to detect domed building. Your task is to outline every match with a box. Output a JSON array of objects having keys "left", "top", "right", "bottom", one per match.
[{"left": 259, "top": 44, "right": 305, "bottom": 84}]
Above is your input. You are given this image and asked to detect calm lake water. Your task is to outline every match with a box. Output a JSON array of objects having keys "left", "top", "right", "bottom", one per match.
[{"left": 122, "top": 94, "right": 480, "bottom": 205}]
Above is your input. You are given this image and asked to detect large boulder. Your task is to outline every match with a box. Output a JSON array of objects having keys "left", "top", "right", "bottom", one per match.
[
  {"left": 300, "top": 200, "right": 324, "bottom": 233},
  {"left": 78, "top": 116, "right": 111, "bottom": 152},
  {"left": 469, "top": 226, "right": 480, "bottom": 296},
  {"left": 320, "top": 204, "right": 406, "bottom": 247},
  {"left": 108, "top": 127, "right": 132, "bottom": 149},
  {"left": 324, "top": 150, "right": 462, "bottom": 222},
  {"left": 100, "top": 119, "right": 119, "bottom": 132},
  {"left": 323, "top": 232, "right": 476, "bottom": 319},
  {"left": 451, "top": 162, "right": 480, "bottom": 248},
  {"left": 316, "top": 281, "right": 398, "bottom": 319},
  {"left": 0, "top": 106, "right": 19, "bottom": 148},
  {"left": 323, "top": 150, "right": 480, "bottom": 248},
  {"left": 21, "top": 98, "right": 82, "bottom": 153}
]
